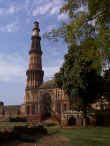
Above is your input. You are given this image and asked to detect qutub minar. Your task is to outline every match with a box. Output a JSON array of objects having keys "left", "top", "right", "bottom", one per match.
[
  {"left": 26, "top": 21, "right": 44, "bottom": 90},
  {"left": 24, "top": 21, "right": 44, "bottom": 119},
  {"left": 0, "top": 21, "right": 109, "bottom": 126},
  {"left": 24, "top": 21, "right": 70, "bottom": 121}
]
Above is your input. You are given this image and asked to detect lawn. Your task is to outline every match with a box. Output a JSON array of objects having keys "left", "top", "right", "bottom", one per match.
[
  {"left": 0, "top": 122, "right": 33, "bottom": 128},
  {"left": 37, "top": 126, "right": 110, "bottom": 146},
  {"left": 1, "top": 122, "right": 110, "bottom": 146}
]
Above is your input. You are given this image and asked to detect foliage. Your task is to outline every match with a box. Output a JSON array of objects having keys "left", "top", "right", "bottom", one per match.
[
  {"left": 40, "top": 93, "right": 52, "bottom": 120},
  {"left": 103, "top": 69, "right": 110, "bottom": 101},
  {"left": 0, "top": 125, "right": 48, "bottom": 144},
  {"left": 8, "top": 117, "right": 27, "bottom": 122},
  {"left": 71, "top": 104, "right": 80, "bottom": 111},
  {"left": 55, "top": 47, "right": 104, "bottom": 115},
  {"left": 44, "top": 0, "right": 110, "bottom": 118}
]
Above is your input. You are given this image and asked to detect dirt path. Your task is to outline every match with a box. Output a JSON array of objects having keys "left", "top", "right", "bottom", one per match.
[
  {"left": 4, "top": 135, "right": 70, "bottom": 146},
  {"left": 37, "top": 135, "right": 70, "bottom": 146}
]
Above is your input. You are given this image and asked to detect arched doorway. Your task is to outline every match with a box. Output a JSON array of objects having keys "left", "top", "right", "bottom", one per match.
[
  {"left": 26, "top": 105, "right": 30, "bottom": 115},
  {"left": 32, "top": 104, "right": 36, "bottom": 114},
  {"left": 68, "top": 116, "right": 76, "bottom": 126},
  {"left": 40, "top": 93, "right": 52, "bottom": 120}
]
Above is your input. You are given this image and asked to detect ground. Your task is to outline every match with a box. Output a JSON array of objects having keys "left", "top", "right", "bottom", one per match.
[
  {"left": 2, "top": 124, "right": 110, "bottom": 146},
  {"left": 0, "top": 122, "right": 28, "bottom": 128}
]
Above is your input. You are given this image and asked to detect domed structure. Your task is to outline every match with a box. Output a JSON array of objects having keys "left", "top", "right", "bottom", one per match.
[
  {"left": 0, "top": 101, "right": 4, "bottom": 106},
  {"left": 40, "top": 80, "right": 56, "bottom": 89}
]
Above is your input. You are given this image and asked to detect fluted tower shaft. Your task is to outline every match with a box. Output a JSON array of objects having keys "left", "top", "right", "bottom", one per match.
[
  {"left": 26, "top": 21, "right": 44, "bottom": 90},
  {"left": 24, "top": 22, "right": 44, "bottom": 116}
]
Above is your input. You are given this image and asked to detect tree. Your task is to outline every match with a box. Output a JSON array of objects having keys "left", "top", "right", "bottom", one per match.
[
  {"left": 55, "top": 49, "right": 104, "bottom": 116},
  {"left": 103, "top": 69, "right": 110, "bottom": 103},
  {"left": 40, "top": 93, "right": 52, "bottom": 120},
  {"left": 44, "top": 0, "right": 110, "bottom": 127},
  {"left": 40, "top": 93, "right": 62, "bottom": 127}
]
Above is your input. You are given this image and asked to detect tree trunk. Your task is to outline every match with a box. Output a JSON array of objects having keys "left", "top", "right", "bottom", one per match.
[
  {"left": 83, "top": 118, "right": 88, "bottom": 128},
  {"left": 82, "top": 105, "right": 88, "bottom": 128}
]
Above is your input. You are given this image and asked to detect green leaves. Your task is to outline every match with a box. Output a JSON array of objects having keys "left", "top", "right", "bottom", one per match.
[
  {"left": 44, "top": 0, "right": 110, "bottom": 115},
  {"left": 61, "top": 0, "right": 81, "bottom": 18},
  {"left": 103, "top": 70, "right": 110, "bottom": 101}
]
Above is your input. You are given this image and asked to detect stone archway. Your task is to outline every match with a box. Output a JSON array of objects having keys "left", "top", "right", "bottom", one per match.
[
  {"left": 40, "top": 93, "right": 52, "bottom": 120},
  {"left": 68, "top": 116, "right": 76, "bottom": 126},
  {"left": 26, "top": 105, "right": 30, "bottom": 115}
]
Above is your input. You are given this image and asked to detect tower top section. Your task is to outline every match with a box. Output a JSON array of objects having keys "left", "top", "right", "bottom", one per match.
[
  {"left": 29, "top": 21, "right": 42, "bottom": 55},
  {"left": 32, "top": 21, "right": 40, "bottom": 37}
]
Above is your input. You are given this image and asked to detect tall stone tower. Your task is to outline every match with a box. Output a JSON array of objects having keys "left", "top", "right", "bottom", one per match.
[{"left": 24, "top": 21, "right": 44, "bottom": 117}]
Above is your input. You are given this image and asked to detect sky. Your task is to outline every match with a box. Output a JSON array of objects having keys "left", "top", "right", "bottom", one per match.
[{"left": 0, "top": 0, "right": 68, "bottom": 105}]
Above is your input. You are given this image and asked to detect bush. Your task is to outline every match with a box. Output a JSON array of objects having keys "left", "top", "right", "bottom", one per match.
[
  {"left": 44, "top": 122, "right": 57, "bottom": 127},
  {"left": 95, "top": 111, "right": 104, "bottom": 126},
  {"left": 14, "top": 125, "right": 48, "bottom": 135},
  {"left": 0, "top": 132, "right": 15, "bottom": 143},
  {"left": 0, "top": 125, "right": 48, "bottom": 143},
  {"left": 8, "top": 117, "right": 27, "bottom": 122}
]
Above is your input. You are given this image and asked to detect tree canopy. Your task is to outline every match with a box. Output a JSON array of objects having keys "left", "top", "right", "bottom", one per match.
[
  {"left": 44, "top": 0, "right": 110, "bottom": 116},
  {"left": 103, "top": 69, "right": 110, "bottom": 102}
]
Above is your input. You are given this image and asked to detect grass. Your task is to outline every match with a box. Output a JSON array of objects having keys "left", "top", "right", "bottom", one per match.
[
  {"left": 39, "top": 126, "right": 110, "bottom": 146},
  {"left": 0, "top": 122, "right": 33, "bottom": 128},
  {"left": 1, "top": 122, "right": 110, "bottom": 146}
]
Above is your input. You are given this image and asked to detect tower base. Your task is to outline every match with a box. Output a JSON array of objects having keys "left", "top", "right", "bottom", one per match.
[{"left": 26, "top": 114, "right": 41, "bottom": 122}]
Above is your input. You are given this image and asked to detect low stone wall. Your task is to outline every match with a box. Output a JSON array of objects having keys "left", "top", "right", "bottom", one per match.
[
  {"left": 0, "top": 127, "right": 13, "bottom": 133},
  {"left": 104, "top": 113, "right": 110, "bottom": 126},
  {"left": 26, "top": 114, "right": 41, "bottom": 122},
  {"left": 96, "top": 112, "right": 110, "bottom": 126},
  {"left": 0, "top": 115, "right": 9, "bottom": 121}
]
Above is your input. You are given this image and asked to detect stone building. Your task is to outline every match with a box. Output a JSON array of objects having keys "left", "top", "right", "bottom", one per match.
[
  {"left": 23, "top": 21, "right": 70, "bottom": 122},
  {"left": 23, "top": 21, "right": 44, "bottom": 120},
  {"left": 0, "top": 102, "right": 21, "bottom": 121}
]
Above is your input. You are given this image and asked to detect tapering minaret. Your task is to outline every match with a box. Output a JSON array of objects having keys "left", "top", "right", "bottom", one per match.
[
  {"left": 24, "top": 21, "right": 44, "bottom": 116},
  {"left": 26, "top": 21, "right": 44, "bottom": 89}
]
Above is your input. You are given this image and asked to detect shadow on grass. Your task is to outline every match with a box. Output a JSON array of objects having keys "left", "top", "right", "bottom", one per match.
[
  {"left": 46, "top": 125, "right": 61, "bottom": 137},
  {"left": 0, "top": 125, "right": 48, "bottom": 145}
]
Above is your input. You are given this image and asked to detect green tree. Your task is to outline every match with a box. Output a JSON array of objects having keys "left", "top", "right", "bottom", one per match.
[
  {"left": 40, "top": 93, "right": 52, "bottom": 120},
  {"left": 44, "top": 0, "right": 110, "bottom": 127},
  {"left": 55, "top": 49, "right": 104, "bottom": 115},
  {"left": 103, "top": 69, "right": 110, "bottom": 103}
]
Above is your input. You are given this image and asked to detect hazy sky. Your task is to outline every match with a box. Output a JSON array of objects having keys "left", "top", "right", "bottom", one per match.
[{"left": 0, "top": 0, "right": 68, "bottom": 105}]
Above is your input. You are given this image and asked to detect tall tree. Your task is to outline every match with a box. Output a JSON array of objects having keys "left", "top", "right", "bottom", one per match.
[
  {"left": 103, "top": 69, "right": 110, "bottom": 102},
  {"left": 44, "top": 0, "right": 110, "bottom": 126}
]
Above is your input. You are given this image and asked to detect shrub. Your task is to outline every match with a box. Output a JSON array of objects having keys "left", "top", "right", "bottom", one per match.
[
  {"left": 8, "top": 117, "right": 27, "bottom": 122},
  {"left": 0, "top": 125, "right": 48, "bottom": 143}
]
